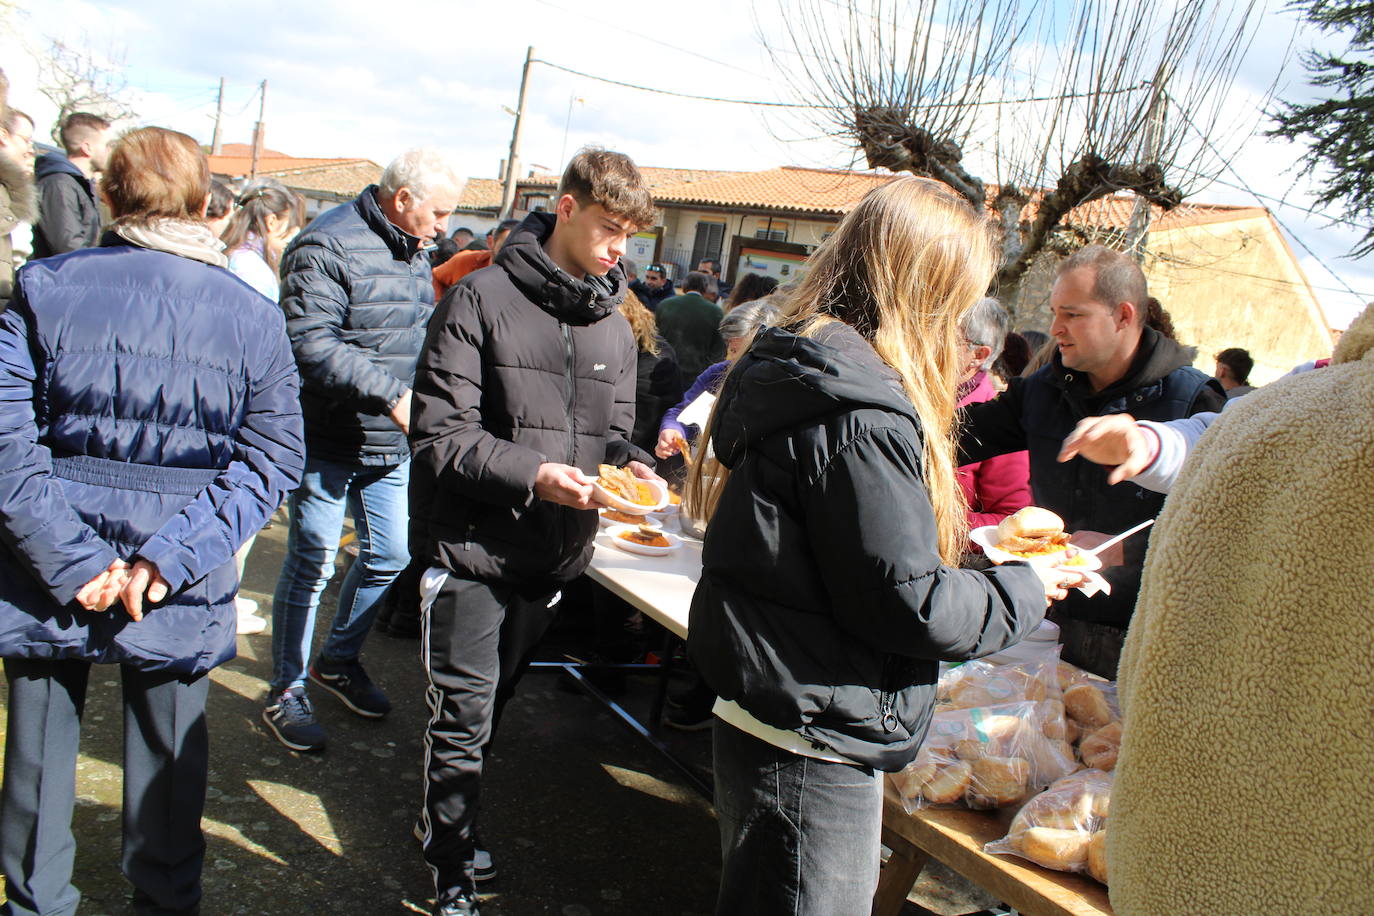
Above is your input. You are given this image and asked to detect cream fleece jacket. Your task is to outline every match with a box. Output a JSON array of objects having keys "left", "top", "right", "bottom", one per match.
[{"left": 1109, "top": 308, "right": 1374, "bottom": 914}]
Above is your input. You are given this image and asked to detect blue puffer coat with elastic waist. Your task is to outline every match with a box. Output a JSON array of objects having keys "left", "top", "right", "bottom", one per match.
[{"left": 0, "top": 236, "right": 306, "bottom": 676}]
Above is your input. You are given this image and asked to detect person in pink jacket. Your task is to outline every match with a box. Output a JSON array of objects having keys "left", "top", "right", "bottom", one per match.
[{"left": 957, "top": 298, "right": 1031, "bottom": 538}]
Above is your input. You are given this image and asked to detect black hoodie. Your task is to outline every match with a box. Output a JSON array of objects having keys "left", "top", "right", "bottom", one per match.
[
  {"left": 959, "top": 326, "right": 1225, "bottom": 673},
  {"left": 409, "top": 212, "right": 653, "bottom": 588},
  {"left": 688, "top": 322, "right": 1046, "bottom": 771},
  {"left": 32, "top": 151, "right": 100, "bottom": 259}
]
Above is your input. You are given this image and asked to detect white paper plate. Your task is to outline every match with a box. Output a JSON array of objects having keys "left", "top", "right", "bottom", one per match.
[
  {"left": 606, "top": 524, "right": 682, "bottom": 556},
  {"left": 969, "top": 526, "right": 1102, "bottom": 571},
  {"left": 590, "top": 475, "right": 669, "bottom": 515}
]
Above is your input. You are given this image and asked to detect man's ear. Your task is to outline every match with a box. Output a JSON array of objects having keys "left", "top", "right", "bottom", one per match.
[
  {"left": 199, "top": 191, "right": 211, "bottom": 220},
  {"left": 554, "top": 193, "right": 577, "bottom": 222},
  {"left": 1117, "top": 300, "right": 1138, "bottom": 330},
  {"left": 394, "top": 187, "right": 414, "bottom": 211}
]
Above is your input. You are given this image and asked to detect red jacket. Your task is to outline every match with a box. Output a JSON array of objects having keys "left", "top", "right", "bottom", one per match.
[
  {"left": 957, "top": 371, "right": 1031, "bottom": 541},
  {"left": 432, "top": 249, "right": 492, "bottom": 300}
]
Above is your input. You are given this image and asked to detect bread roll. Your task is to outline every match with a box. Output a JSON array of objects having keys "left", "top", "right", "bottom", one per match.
[
  {"left": 893, "top": 761, "right": 937, "bottom": 800},
  {"left": 997, "top": 506, "right": 1065, "bottom": 541},
  {"left": 1040, "top": 700, "right": 1067, "bottom": 740},
  {"left": 1080, "top": 721, "right": 1123, "bottom": 771},
  {"left": 968, "top": 756, "right": 1030, "bottom": 807},
  {"left": 1063, "top": 683, "right": 1114, "bottom": 729},
  {"left": 921, "top": 761, "right": 972, "bottom": 805},
  {"left": 1087, "top": 830, "right": 1108, "bottom": 884},
  {"left": 1018, "top": 827, "right": 1091, "bottom": 871},
  {"left": 954, "top": 739, "right": 987, "bottom": 761}
]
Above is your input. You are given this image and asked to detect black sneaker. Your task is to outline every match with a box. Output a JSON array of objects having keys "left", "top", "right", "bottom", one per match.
[
  {"left": 664, "top": 702, "right": 715, "bottom": 731},
  {"left": 412, "top": 821, "right": 497, "bottom": 882},
  {"left": 432, "top": 887, "right": 480, "bottom": 916},
  {"left": 262, "top": 686, "right": 326, "bottom": 752},
  {"left": 309, "top": 655, "right": 391, "bottom": 718}
]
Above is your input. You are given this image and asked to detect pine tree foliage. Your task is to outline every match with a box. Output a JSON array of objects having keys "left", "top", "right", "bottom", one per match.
[{"left": 1270, "top": 0, "right": 1374, "bottom": 255}]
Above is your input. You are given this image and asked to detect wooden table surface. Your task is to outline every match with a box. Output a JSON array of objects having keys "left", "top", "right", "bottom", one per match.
[{"left": 876, "top": 780, "right": 1114, "bottom": 916}]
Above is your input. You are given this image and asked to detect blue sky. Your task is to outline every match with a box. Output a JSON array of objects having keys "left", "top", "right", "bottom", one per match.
[{"left": 4, "top": 0, "right": 1369, "bottom": 329}]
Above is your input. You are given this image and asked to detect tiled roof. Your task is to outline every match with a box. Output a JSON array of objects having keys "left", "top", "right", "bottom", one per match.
[
  {"left": 213, "top": 142, "right": 290, "bottom": 158},
  {"left": 494, "top": 162, "right": 1268, "bottom": 231},
  {"left": 207, "top": 154, "right": 358, "bottom": 177},
  {"left": 457, "top": 177, "right": 503, "bottom": 212},
  {"left": 652, "top": 166, "right": 897, "bottom": 215},
  {"left": 259, "top": 160, "right": 383, "bottom": 197}
]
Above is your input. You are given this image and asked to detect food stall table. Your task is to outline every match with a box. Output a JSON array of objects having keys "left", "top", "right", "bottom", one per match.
[
  {"left": 875, "top": 780, "right": 1114, "bottom": 916},
  {"left": 568, "top": 526, "right": 1114, "bottom": 916}
]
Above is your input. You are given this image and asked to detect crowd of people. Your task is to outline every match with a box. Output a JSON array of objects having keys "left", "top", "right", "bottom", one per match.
[{"left": 0, "top": 66, "right": 1362, "bottom": 916}]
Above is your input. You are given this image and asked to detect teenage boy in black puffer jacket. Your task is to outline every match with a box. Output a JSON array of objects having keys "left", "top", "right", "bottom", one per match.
[{"left": 409, "top": 147, "right": 660, "bottom": 916}]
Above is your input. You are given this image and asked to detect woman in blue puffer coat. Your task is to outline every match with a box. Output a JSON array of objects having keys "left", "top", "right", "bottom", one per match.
[{"left": 0, "top": 127, "right": 304, "bottom": 916}]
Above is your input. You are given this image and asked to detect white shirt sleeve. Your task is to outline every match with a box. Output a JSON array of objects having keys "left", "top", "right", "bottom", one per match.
[{"left": 1132, "top": 413, "right": 1218, "bottom": 493}]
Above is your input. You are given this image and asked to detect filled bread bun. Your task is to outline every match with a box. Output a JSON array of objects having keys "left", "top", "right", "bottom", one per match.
[
  {"left": 997, "top": 506, "right": 1065, "bottom": 540},
  {"left": 1019, "top": 827, "right": 1092, "bottom": 871}
]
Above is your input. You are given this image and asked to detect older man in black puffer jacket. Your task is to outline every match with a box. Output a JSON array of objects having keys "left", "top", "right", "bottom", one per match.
[{"left": 263, "top": 149, "right": 462, "bottom": 755}]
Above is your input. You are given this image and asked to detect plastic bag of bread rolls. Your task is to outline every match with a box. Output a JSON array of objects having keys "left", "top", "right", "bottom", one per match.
[
  {"left": 938, "top": 644, "right": 1063, "bottom": 710},
  {"left": 984, "top": 769, "right": 1113, "bottom": 883},
  {"left": 894, "top": 701, "right": 1080, "bottom": 813}
]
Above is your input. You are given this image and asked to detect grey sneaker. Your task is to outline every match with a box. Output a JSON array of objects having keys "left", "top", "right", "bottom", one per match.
[
  {"left": 309, "top": 655, "right": 391, "bottom": 718},
  {"left": 262, "top": 686, "right": 326, "bottom": 752}
]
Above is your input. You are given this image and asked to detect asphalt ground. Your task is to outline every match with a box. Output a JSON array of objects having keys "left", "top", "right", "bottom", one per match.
[{"left": 0, "top": 508, "right": 993, "bottom": 916}]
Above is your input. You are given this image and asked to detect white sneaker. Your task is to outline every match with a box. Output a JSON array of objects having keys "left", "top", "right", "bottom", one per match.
[
  {"left": 236, "top": 596, "right": 259, "bottom": 615},
  {"left": 237, "top": 612, "right": 267, "bottom": 635}
]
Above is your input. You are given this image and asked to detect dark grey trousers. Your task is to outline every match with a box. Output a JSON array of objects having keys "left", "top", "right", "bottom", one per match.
[
  {"left": 712, "top": 719, "right": 885, "bottom": 916},
  {"left": 1, "top": 657, "right": 209, "bottom": 916}
]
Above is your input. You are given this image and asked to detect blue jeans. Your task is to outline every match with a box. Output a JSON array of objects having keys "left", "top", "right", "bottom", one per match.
[
  {"left": 712, "top": 719, "right": 884, "bottom": 916},
  {"left": 270, "top": 456, "right": 410, "bottom": 693}
]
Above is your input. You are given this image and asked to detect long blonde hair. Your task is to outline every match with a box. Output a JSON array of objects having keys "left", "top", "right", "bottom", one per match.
[
  {"left": 686, "top": 176, "right": 995, "bottom": 564},
  {"left": 618, "top": 289, "right": 660, "bottom": 356}
]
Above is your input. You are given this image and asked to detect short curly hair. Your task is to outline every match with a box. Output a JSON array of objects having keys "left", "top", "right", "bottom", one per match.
[{"left": 558, "top": 147, "right": 655, "bottom": 230}]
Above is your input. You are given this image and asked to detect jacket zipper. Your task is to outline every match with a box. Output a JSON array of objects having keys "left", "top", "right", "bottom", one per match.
[
  {"left": 878, "top": 655, "right": 899, "bottom": 734},
  {"left": 561, "top": 322, "right": 576, "bottom": 465}
]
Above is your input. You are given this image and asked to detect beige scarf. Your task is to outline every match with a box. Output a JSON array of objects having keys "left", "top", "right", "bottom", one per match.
[{"left": 116, "top": 218, "right": 228, "bottom": 268}]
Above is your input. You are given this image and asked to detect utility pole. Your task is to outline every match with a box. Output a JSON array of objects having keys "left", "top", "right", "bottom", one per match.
[
  {"left": 210, "top": 77, "right": 225, "bottom": 155},
  {"left": 499, "top": 46, "right": 535, "bottom": 220},
  {"left": 249, "top": 80, "right": 267, "bottom": 179},
  {"left": 1126, "top": 73, "right": 1167, "bottom": 263}
]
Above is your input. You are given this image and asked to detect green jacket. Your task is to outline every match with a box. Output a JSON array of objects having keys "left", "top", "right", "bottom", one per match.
[{"left": 655, "top": 291, "right": 723, "bottom": 387}]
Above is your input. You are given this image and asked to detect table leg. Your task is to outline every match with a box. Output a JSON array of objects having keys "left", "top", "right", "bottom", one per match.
[
  {"left": 648, "top": 628, "right": 676, "bottom": 730},
  {"left": 872, "top": 823, "right": 932, "bottom": 916}
]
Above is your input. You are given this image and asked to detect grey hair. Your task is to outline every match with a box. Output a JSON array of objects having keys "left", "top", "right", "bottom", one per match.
[
  {"left": 961, "top": 297, "right": 1010, "bottom": 371},
  {"left": 719, "top": 296, "right": 780, "bottom": 341},
  {"left": 380, "top": 147, "right": 464, "bottom": 202}
]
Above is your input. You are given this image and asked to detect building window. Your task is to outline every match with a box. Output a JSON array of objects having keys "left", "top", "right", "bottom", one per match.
[
  {"left": 754, "top": 219, "right": 790, "bottom": 242},
  {"left": 690, "top": 220, "right": 726, "bottom": 269},
  {"left": 522, "top": 193, "right": 551, "bottom": 212}
]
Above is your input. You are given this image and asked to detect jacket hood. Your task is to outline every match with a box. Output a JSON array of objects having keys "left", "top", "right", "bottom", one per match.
[
  {"left": 494, "top": 211, "right": 625, "bottom": 324},
  {"left": 712, "top": 322, "right": 914, "bottom": 467},
  {"left": 1053, "top": 326, "right": 1196, "bottom": 402},
  {"left": 34, "top": 151, "right": 86, "bottom": 183},
  {"left": 354, "top": 185, "right": 424, "bottom": 262},
  {"left": 1334, "top": 301, "right": 1374, "bottom": 365},
  {"left": 0, "top": 154, "right": 34, "bottom": 224}
]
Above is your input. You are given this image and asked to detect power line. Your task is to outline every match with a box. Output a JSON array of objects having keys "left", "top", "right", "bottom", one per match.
[{"left": 533, "top": 57, "right": 1150, "bottom": 110}]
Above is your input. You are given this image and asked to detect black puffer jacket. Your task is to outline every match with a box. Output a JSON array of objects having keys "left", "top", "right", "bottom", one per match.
[
  {"left": 280, "top": 185, "right": 433, "bottom": 466},
  {"left": 32, "top": 152, "right": 101, "bottom": 259},
  {"left": 410, "top": 213, "right": 653, "bottom": 589},
  {"left": 688, "top": 323, "right": 1046, "bottom": 772}
]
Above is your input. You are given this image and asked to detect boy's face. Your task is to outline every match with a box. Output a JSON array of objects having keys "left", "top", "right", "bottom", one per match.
[{"left": 556, "top": 196, "right": 638, "bottom": 278}]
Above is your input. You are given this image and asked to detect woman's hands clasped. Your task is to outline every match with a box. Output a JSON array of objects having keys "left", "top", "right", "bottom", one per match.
[{"left": 74, "top": 558, "right": 170, "bottom": 621}]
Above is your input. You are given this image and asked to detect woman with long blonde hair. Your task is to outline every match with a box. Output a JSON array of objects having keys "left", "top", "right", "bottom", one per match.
[{"left": 686, "top": 176, "right": 1080, "bottom": 914}]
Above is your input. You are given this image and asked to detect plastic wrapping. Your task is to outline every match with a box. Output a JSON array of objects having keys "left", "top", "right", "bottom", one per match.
[
  {"left": 894, "top": 699, "right": 1081, "bottom": 813},
  {"left": 938, "top": 644, "right": 1063, "bottom": 709},
  {"left": 984, "top": 768, "right": 1114, "bottom": 883}
]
